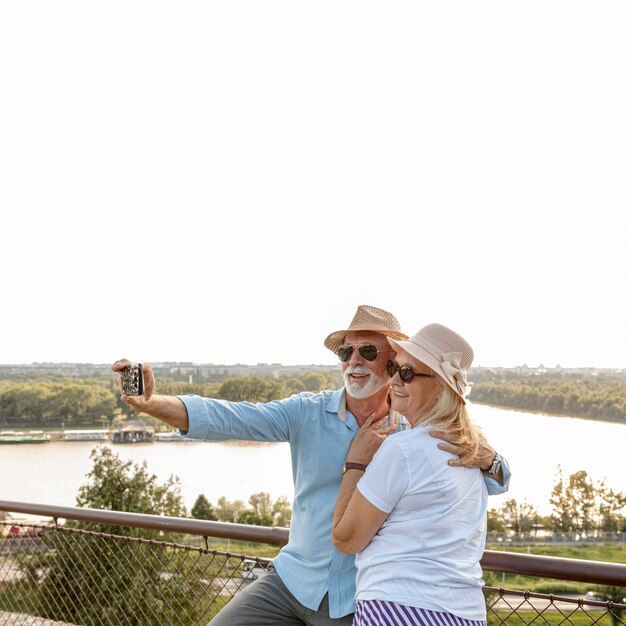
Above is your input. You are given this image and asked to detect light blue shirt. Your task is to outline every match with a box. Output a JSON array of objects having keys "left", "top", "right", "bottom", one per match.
[{"left": 179, "top": 389, "right": 510, "bottom": 619}]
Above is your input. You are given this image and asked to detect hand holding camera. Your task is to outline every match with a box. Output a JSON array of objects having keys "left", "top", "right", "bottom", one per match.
[
  {"left": 111, "top": 359, "right": 189, "bottom": 430},
  {"left": 112, "top": 359, "right": 155, "bottom": 411}
]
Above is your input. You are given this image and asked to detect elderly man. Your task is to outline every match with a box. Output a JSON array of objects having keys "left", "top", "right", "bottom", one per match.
[{"left": 113, "top": 305, "right": 510, "bottom": 626}]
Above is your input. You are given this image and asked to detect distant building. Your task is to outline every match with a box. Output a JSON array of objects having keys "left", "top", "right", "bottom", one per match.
[
  {"left": 111, "top": 420, "right": 154, "bottom": 444},
  {"left": 63, "top": 430, "right": 110, "bottom": 442}
]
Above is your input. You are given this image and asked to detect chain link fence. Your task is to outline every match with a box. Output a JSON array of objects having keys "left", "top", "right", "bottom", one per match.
[
  {"left": 1, "top": 522, "right": 270, "bottom": 626},
  {"left": 484, "top": 587, "right": 625, "bottom": 626},
  {"left": 1, "top": 521, "right": 625, "bottom": 626}
]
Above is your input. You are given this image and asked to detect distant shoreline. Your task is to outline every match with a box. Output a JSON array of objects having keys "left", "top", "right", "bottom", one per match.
[{"left": 469, "top": 400, "right": 626, "bottom": 426}]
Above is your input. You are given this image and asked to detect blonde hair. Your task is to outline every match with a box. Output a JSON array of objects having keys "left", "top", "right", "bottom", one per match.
[{"left": 418, "top": 376, "right": 482, "bottom": 465}]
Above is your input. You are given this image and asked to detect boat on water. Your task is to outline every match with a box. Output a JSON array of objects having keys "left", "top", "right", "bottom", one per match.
[
  {"left": 110, "top": 420, "right": 154, "bottom": 444},
  {"left": 63, "top": 429, "right": 110, "bottom": 442},
  {"left": 154, "top": 431, "right": 185, "bottom": 442},
  {"left": 0, "top": 432, "right": 49, "bottom": 444}
]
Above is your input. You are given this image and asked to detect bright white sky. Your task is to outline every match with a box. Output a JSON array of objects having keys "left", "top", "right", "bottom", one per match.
[{"left": 1, "top": 2, "right": 624, "bottom": 369}]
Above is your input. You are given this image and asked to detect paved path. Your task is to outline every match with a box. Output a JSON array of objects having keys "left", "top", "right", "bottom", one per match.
[{"left": 0, "top": 612, "right": 78, "bottom": 626}]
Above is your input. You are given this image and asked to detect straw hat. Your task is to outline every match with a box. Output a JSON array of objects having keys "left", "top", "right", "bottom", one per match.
[
  {"left": 388, "top": 323, "right": 473, "bottom": 401},
  {"left": 324, "top": 305, "right": 408, "bottom": 354}
]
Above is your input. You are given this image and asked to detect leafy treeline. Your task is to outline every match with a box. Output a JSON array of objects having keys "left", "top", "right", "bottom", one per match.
[
  {"left": 0, "top": 379, "right": 118, "bottom": 427},
  {"left": 191, "top": 492, "right": 292, "bottom": 527},
  {"left": 470, "top": 376, "right": 626, "bottom": 423},
  {"left": 0, "top": 371, "right": 343, "bottom": 428},
  {"left": 489, "top": 467, "right": 625, "bottom": 534},
  {"left": 5, "top": 369, "right": 625, "bottom": 427}
]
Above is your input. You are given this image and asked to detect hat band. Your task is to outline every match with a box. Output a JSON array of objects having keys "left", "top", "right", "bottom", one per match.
[{"left": 407, "top": 335, "right": 468, "bottom": 395}]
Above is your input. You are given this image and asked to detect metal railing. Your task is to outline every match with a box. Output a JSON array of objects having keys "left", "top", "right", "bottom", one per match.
[{"left": 1, "top": 500, "right": 625, "bottom": 626}]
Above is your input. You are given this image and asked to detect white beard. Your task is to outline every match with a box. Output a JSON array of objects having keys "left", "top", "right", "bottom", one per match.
[{"left": 343, "top": 365, "right": 387, "bottom": 399}]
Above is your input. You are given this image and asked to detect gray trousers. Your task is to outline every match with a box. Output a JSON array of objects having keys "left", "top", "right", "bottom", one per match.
[{"left": 209, "top": 567, "right": 354, "bottom": 626}]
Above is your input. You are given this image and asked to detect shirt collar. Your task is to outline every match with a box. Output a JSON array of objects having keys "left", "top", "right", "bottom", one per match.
[{"left": 327, "top": 388, "right": 347, "bottom": 420}]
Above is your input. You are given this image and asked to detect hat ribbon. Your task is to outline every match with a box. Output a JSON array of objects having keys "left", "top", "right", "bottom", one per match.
[{"left": 440, "top": 351, "right": 468, "bottom": 394}]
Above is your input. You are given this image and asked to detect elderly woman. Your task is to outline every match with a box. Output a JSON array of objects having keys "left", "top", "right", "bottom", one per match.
[{"left": 332, "top": 323, "right": 488, "bottom": 626}]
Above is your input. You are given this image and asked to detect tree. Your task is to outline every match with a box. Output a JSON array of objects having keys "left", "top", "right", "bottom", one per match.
[
  {"left": 550, "top": 466, "right": 573, "bottom": 532},
  {"left": 235, "top": 492, "right": 292, "bottom": 527},
  {"left": 74, "top": 446, "right": 187, "bottom": 533},
  {"left": 249, "top": 492, "right": 273, "bottom": 518},
  {"left": 487, "top": 507, "right": 505, "bottom": 533},
  {"left": 501, "top": 498, "right": 538, "bottom": 533},
  {"left": 238, "top": 509, "right": 273, "bottom": 526},
  {"left": 31, "top": 447, "right": 207, "bottom": 626},
  {"left": 550, "top": 466, "right": 625, "bottom": 534},
  {"left": 211, "top": 492, "right": 292, "bottom": 527},
  {"left": 301, "top": 373, "right": 326, "bottom": 392},
  {"left": 191, "top": 494, "right": 217, "bottom": 521},
  {"left": 596, "top": 483, "right": 626, "bottom": 533},
  {"left": 217, "top": 376, "right": 282, "bottom": 403},
  {"left": 215, "top": 496, "right": 246, "bottom": 522},
  {"left": 272, "top": 496, "right": 292, "bottom": 527},
  {"left": 568, "top": 471, "right": 597, "bottom": 533}
]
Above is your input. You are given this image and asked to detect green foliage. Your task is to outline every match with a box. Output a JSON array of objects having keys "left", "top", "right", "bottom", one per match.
[
  {"left": 20, "top": 448, "right": 204, "bottom": 626},
  {"left": 0, "top": 378, "right": 118, "bottom": 427},
  {"left": 216, "top": 376, "right": 285, "bottom": 402},
  {"left": 301, "top": 372, "right": 327, "bottom": 391},
  {"left": 191, "top": 494, "right": 217, "bottom": 521},
  {"left": 202, "top": 539, "right": 281, "bottom": 559},
  {"left": 214, "top": 496, "right": 246, "bottom": 523},
  {"left": 272, "top": 496, "right": 292, "bottom": 527},
  {"left": 502, "top": 544, "right": 626, "bottom": 562},
  {"left": 237, "top": 509, "right": 274, "bottom": 526},
  {"left": 74, "top": 446, "right": 187, "bottom": 536},
  {"left": 470, "top": 375, "right": 626, "bottom": 423},
  {"left": 488, "top": 468, "right": 625, "bottom": 536},
  {"left": 550, "top": 467, "right": 625, "bottom": 533},
  {"left": 501, "top": 498, "right": 539, "bottom": 533},
  {"left": 487, "top": 507, "right": 506, "bottom": 532},
  {"left": 0, "top": 370, "right": 342, "bottom": 428},
  {"left": 28, "top": 534, "right": 212, "bottom": 626},
  {"left": 207, "top": 491, "right": 292, "bottom": 527}
]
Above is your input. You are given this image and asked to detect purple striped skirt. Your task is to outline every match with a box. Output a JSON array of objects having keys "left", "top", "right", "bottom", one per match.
[{"left": 353, "top": 600, "right": 487, "bottom": 626}]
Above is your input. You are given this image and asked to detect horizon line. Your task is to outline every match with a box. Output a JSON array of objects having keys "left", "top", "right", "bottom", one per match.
[{"left": 0, "top": 361, "right": 623, "bottom": 372}]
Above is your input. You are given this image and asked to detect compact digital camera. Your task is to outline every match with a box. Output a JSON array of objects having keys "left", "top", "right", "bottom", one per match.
[{"left": 120, "top": 363, "right": 144, "bottom": 396}]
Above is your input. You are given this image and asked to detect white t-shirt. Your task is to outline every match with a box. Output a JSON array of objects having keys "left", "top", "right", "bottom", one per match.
[{"left": 355, "top": 425, "right": 488, "bottom": 621}]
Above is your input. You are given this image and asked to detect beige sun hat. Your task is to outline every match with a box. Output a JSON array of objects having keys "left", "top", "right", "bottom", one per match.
[
  {"left": 388, "top": 323, "right": 474, "bottom": 401},
  {"left": 324, "top": 305, "right": 408, "bottom": 354}
]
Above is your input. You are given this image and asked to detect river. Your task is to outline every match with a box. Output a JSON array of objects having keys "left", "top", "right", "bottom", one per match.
[{"left": 0, "top": 403, "right": 624, "bottom": 516}]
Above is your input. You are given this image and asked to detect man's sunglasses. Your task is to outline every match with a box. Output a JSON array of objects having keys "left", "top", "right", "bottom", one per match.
[
  {"left": 386, "top": 360, "right": 435, "bottom": 383},
  {"left": 337, "top": 344, "right": 391, "bottom": 363}
]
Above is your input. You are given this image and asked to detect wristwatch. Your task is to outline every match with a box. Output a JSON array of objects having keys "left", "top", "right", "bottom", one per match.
[{"left": 485, "top": 453, "right": 502, "bottom": 478}]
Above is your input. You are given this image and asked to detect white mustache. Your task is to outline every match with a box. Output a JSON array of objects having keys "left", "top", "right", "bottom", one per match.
[{"left": 344, "top": 365, "right": 372, "bottom": 376}]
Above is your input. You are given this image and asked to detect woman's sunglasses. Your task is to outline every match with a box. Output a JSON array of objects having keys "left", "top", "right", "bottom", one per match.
[
  {"left": 386, "top": 360, "right": 435, "bottom": 383},
  {"left": 337, "top": 344, "right": 391, "bottom": 363}
]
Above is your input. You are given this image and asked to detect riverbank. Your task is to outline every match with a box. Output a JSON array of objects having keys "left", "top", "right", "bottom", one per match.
[
  {"left": 469, "top": 401, "right": 626, "bottom": 426},
  {"left": 469, "top": 376, "right": 626, "bottom": 424}
]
